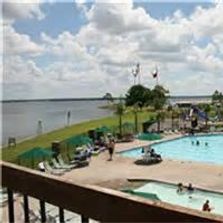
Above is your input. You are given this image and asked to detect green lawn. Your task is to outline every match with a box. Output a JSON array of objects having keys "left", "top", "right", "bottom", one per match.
[{"left": 2, "top": 110, "right": 155, "bottom": 163}]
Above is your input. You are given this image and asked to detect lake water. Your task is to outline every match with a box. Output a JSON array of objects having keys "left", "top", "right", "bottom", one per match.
[{"left": 1, "top": 100, "right": 113, "bottom": 146}]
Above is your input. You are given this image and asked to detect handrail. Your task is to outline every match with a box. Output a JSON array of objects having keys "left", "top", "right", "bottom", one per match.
[{"left": 1, "top": 161, "right": 222, "bottom": 222}]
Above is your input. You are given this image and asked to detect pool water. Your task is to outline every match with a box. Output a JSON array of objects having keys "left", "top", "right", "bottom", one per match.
[
  {"left": 133, "top": 181, "right": 223, "bottom": 216},
  {"left": 120, "top": 134, "right": 223, "bottom": 164}
]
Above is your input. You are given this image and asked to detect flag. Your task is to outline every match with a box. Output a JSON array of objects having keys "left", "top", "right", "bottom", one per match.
[
  {"left": 132, "top": 68, "right": 137, "bottom": 77},
  {"left": 136, "top": 63, "right": 140, "bottom": 74},
  {"left": 132, "top": 63, "right": 140, "bottom": 77},
  {"left": 152, "top": 66, "right": 158, "bottom": 78}
]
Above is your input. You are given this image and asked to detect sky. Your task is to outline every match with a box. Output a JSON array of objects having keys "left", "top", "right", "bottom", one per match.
[{"left": 2, "top": 0, "right": 223, "bottom": 99}]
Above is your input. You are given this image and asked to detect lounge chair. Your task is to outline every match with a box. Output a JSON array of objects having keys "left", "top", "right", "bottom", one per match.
[
  {"left": 174, "top": 129, "right": 179, "bottom": 134},
  {"left": 57, "top": 155, "right": 77, "bottom": 169},
  {"left": 44, "top": 161, "right": 64, "bottom": 176},
  {"left": 51, "top": 158, "right": 70, "bottom": 171},
  {"left": 67, "top": 152, "right": 90, "bottom": 168}
]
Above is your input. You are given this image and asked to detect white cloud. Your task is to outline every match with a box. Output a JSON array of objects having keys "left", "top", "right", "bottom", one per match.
[
  {"left": 41, "top": 32, "right": 87, "bottom": 60},
  {"left": 3, "top": 1, "right": 45, "bottom": 24},
  {"left": 4, "top": 25, "right": 44, "bottom": 56},
  {"left": 3, "top": 0, "right": 223, "bottom": 99},
  {"left": 185, "top": 43, "right": 223, "bottom": 73},
  {"left": 3, "top": 55, "right": 43, "bottom": 86},
  {"left": 189, "top": 4, "right": 223, "bottom": 39},
  {"left": 86, "top": 1, "right": 155, "bottom": 35}
]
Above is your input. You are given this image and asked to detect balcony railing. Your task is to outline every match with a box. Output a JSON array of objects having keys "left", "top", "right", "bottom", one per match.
[{"left": 1, "top": 161, "right": 222, "bottom": 222}]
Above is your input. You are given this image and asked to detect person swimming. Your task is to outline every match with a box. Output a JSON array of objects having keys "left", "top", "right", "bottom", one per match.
[
  {"left": 196, "top": 140, "right": 200, "bottom": 146},
  {"left": 202, "top": 200, "right": 213, "bottom": 212},
  {"left": 177, "top": 183, "right": 184, "bottom": 193},
  {"left": 187, "top": 183, "right": 194, "bottom": 192},
  {"left": 205, "top": 142, "right": 208, "bottom": 146}
]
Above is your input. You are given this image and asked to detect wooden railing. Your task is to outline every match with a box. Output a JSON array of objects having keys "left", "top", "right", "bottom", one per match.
[{"left": 1, "top": 161, "right": 222, "bottom": 222}]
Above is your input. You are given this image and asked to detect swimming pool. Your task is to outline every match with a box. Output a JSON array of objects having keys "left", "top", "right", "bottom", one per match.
[
  {"left": 120, "top": 134, "right": 223, "bottom": 165},
  {"left": 130, "top": 181, "right": 223, "bottom": 216}
]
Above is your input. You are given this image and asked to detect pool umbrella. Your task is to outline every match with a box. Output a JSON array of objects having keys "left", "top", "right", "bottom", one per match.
[
  {"left": 121, "top": 189, "right": 160, "bottom": 201},
  {"left": 18, "top": 147, "right": 54, "bottom": 168},
  {"left": 95, "top": 126, "right": 111, "bottom": 133},
  {"left": 66, "top": 135, "right": 92, "bottom": 147}
]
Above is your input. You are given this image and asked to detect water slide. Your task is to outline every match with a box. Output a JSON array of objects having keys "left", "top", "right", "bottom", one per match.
[{"left": 190, "top": 106, "right": 208, "bottom": 120}]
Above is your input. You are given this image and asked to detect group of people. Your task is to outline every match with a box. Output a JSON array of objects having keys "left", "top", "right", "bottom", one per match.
[
  {"left": 177, "top": 182, "right": 194, "bottom": 193},
  {"left": 177, "top": 182, "right": 214, "bottom": 212},
  {"left": 191, "top": 140, "right": 208, "bottom": 146},
  {"left": 141, "top": 146, "right": 162, "bottom": 160}
]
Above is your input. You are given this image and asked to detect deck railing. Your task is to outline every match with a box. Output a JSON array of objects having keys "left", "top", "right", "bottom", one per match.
[{"left": 1, "top": 161, "right": 222, "bottom": 222}]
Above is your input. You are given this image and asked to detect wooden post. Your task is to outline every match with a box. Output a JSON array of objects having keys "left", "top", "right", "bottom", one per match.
[
  {"left": 39, "top": 200, "right": 46, "bottom": 223},
  {"left": 23, "top": 195, "right": 30, "bottom": 223},
  {"left": 81, "top": 215, "right": 89, "bottom": 223},
  {"left": 59, "top": 207, "right": 65, "bottom": 223},
  {"left": 7, "top": 188, "right": 14, "bottom": 223}
]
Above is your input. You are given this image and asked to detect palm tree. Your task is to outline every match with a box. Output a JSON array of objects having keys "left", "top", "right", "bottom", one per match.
[
  {"left": 156, "top": 111, "right": 165, "bottom": 133},
  {"left": 171, "top": 109, "right": 180, "bottom": 130},
  {"left": 116, "top": 100, "right": 125, "bottom": 137},
  {"left": 204, "top": 104, "right": 211, "bottom": 128},
  {"left": 133, "top": 102, "right": 140, "bottom": 134}
]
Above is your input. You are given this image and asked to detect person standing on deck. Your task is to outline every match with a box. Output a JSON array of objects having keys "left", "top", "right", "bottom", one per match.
[{"left": 107, "top": 138, "right": 115, "bottom": 161}]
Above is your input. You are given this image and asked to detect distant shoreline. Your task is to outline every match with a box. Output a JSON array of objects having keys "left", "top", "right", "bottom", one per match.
[
  {"left": 1, "top": 95, "right": 212, "bottom": 103},
  {"left": 1, "top": 98, "right": 121, "bottom": 103}
]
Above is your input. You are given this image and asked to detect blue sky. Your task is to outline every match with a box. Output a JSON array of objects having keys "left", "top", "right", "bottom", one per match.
[
  {"left": 14, "top": 3, "right": 88, "bottom": 41},
  {"left": 2, "top": 0, "right": 223, "bottom": 99}
]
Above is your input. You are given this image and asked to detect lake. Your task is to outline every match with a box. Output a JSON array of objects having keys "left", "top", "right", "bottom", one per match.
[
  {"left": 1, "top": 100, "right": 113, "bottom": 146},
  {"left": 1, "top": 95, "right": 211, "bottom": 147}
]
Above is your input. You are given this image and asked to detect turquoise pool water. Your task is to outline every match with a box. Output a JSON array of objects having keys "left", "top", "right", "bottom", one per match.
[
  {"left": 133, "top": 181, "right": 223, "bottom": 216},
  {"left": 120, "top": 134, "right": 223, "bottom": 164}
]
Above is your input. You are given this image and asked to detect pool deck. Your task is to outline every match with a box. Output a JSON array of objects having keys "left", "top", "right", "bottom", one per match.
[{"left": 63, "top": 133, "right": 223, "bottom": 193}]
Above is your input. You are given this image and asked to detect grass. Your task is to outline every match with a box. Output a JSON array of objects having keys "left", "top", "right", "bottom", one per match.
[{"left": 2, "top": 110, "right": 155, "bottom": 163}]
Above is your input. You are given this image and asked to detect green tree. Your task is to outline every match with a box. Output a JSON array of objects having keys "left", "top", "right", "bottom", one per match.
[
  {"left": 133, "top": 102, "right": 140, "bottom": 133},
  {"left": 116, "top": 100, "right": 125, "bottom": 137},
  {"left": 103, "top": 92, "right": 113, "bottom": 104},
  {"left": 151, "top": 85, "right": 169, "bottom": 110},
  {"left": 125, "top": 84, "right": 169, "bottom": 110},
  {"left": 125, "top": 85, "right": 151, "bottom": 107},
  {"left": 212, "top": 90, "right": 223, "bottom": 103}
]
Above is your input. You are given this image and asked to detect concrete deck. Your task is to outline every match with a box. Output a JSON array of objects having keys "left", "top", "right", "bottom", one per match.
[{"left": 63, "top": 134, "right": 223, "bottom": 192}]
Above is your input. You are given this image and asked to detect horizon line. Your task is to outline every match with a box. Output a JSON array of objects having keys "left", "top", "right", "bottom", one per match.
[{"left": 1, "top": 95, "right": 212, "bottom": 103}]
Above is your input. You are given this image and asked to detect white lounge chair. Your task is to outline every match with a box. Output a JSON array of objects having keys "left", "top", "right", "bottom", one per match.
[
  {"left": 44, "top": 161, "right": 64, "bottom": 176},
  {"left": 57, "top": 155, "right": 77, "bottom": 169},
  {"left": 51, "top": 158, "right": 70, "bottom": 171}
]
